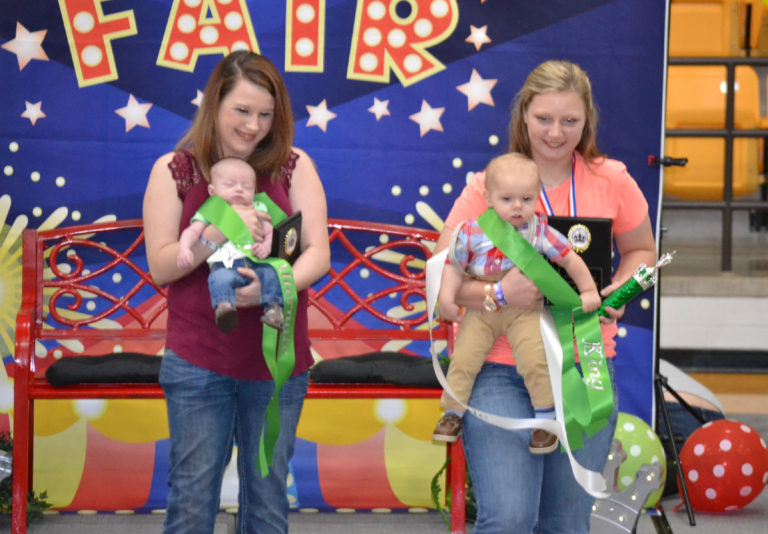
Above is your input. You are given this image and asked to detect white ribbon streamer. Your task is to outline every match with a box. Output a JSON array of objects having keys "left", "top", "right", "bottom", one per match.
[{"left": 426, "top": 249, "right": 609, "bottom": 498}]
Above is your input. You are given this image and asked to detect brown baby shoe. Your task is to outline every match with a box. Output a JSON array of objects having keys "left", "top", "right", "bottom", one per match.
[
  {"left": 529, "top": 429, "right": 559, "bottom": 454},
  {"left": 215, "top": 303, "right": 238, "bottom": 333},
  {"left": 261, "top": 303, "right": 284, "bottom": 330},
  {"left": 432, "top": 413, "right": 463, "bottom": 442}
]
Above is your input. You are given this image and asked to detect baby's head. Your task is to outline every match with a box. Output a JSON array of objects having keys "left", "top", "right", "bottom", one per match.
[
  {"left": 209, "top": 157, "right": 257, "bottom": 206},
  {"left": 483, "top": 153, "right": 540, "bottom": 227}
]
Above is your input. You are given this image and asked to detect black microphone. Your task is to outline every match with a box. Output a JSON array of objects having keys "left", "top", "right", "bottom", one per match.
[{"left": 648, "top": 155, "right": 688, "bottom": 167}]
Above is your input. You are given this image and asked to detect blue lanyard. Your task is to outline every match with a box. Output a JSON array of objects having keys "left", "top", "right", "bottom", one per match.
[{"left": 540, "top": 154, "right": 576, "bottom": 217}]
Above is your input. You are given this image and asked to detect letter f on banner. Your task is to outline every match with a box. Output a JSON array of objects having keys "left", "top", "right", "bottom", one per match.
[{"left": 58, "top": 0, "right": 137, "bottom": 87}]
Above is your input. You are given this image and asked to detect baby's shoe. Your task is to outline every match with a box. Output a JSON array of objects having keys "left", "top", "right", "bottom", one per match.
[
  {"left": 432, "top": 413, "right": 463, "bottom": 442},
  {"left": 261, "top": 303, "right": 284, "bottom": 330},
  {"left": 529, "top": 429, "right": 558, "bottom": 454},
  {"left": 215, "top": 303, "right": 238, "bottom": 333}
]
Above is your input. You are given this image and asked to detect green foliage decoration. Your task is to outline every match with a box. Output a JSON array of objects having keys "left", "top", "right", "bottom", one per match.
[
  {"left": 430, "top": 455, "right": 476, "bottom": 528},
  {"left": 0, "top": 433, "right": 52, "bottom": 524}
]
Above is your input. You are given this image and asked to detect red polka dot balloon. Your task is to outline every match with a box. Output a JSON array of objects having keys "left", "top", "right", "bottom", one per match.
[{"left": 678, "top": 419, "right": 768, "bottom": 513}]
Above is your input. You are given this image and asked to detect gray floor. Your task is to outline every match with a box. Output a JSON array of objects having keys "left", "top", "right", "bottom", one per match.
[
  {"left": 0, "top": 509, "right": 456, "bottom": 533},
  {"left": 6, "top": 511, "right": 441, "bottom": 533},
  {"left": 636, "top": 491, "right": 768, "bottom": 534},
  {"left": 0, "top": 512, "right": 234, "bottom": 533},
  {"left": 289, "top": 511, "right": 465, "bottom": 533},
  {"left": 2, "top": 489, "right": 766, "bottom": 533}
]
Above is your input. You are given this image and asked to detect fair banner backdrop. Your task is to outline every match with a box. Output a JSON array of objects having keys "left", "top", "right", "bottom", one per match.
[{"left": 1, "top": 0, "right": 666, "bottom": 511}]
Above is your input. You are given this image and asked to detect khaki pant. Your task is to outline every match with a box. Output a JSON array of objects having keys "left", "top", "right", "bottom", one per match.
[{"left": 440, "top": 305, "right": 554, "bottom": 413}]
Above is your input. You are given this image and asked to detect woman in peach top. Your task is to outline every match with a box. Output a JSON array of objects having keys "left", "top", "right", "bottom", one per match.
[{"left": 435, "top": 60, "right": 657, "bottom": 533}]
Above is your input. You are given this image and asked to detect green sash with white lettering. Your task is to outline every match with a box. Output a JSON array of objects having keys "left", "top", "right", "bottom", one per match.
[
  {"left": 197, "top": 193, "right": 297, "bottom": 476},
  {"left": 477, "top": 208, "right": 613, "bottom": 449}
]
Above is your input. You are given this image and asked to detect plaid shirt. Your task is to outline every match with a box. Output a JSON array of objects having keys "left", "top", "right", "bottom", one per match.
[{"left": 450, "top": 212, "right": 570, "bottom": 278}]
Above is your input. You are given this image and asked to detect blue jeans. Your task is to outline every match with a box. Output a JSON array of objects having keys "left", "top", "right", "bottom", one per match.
[
  {"left": 208, "top": 258, "right": 283, "bottom": 308},
  {"left": 159, "top": 349, "right": 309, "bottom": 534},
  {"left": 656, "top": 403, "right": 723, "bottom": 451},
  {"left": 462, "top": 360, "right": 618, "bottom": 534}
]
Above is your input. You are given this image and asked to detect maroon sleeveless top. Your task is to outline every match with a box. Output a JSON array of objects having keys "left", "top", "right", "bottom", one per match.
[{"left": 165, "top": 150, "right": 313, "bottom": 379}]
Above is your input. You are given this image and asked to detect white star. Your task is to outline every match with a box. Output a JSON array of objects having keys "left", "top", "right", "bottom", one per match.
[
  {"left": 368, "top": 97, "right": 391, "bottom": 121},
  {"left": 1, "top": 22, "right": 49, "bottom": 70},
  {"left": 21, "top": 101, "right": 46, "bottom": 126},
  {"left": 409, "top": 100, "right": 445, "bottom": 137},
  {"left": 457, "top": 69, "right": 497, "bottom": 111},
  {"left": 305, "top": 99, "right": 337, "bottom": 132},
  {"left": 191, "top": 90, "right": 204, "bottom": 107},
  {"left": 465, "top": 25, "right": 491, "bottom": 51},
  {"left": 115, "top": 94, "right": 152, "bottom": 132}
]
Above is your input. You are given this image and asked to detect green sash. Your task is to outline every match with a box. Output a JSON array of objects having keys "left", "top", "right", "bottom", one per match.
[
  {"left": 197, "top": 194, "right": 297, "bottom": 476},
  {"left": 476, "top": 208, "right": 613, "bottom": 449}
]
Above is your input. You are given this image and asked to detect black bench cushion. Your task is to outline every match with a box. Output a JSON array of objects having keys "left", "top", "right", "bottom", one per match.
[
  {"left": 45, "top": 353, "right": 162, "bottom": 385},
  {"left": 309, "top": 352, "right": 448, "bottom": 387}
]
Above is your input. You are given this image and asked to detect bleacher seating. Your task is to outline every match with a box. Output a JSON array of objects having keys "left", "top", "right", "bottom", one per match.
[
  {"left": 665, "top": 0, "right": 766, "bottom": 201},
  {"left": 668, "top": 0, "right": 740, "bottom": 57}
]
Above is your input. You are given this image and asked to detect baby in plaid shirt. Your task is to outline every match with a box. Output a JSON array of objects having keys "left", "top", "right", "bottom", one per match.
[{"left": 433, "top": 153, "right": 600, "bottom": 453}]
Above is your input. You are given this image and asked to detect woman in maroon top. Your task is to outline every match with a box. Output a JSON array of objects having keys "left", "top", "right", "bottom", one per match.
[{"left": 143, "top": 51, "right": 329, "bottom": 534}]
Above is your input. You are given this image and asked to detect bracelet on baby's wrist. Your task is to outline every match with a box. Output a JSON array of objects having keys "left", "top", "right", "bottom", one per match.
[
  {"left": 199, "top": 235, "right": 219, "bottom": 252},
  {"left": 493, "top": 281, "right": 507, "bottom": 307}
]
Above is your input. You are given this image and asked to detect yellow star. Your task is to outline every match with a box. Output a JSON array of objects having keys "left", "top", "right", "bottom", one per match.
[
  {"left": 21, "top": 101, "right": 46, "bottom": 126},
  {"left": 457, "top": 69, "right": 497, "bottom": 111},
  {"left": 368, "top": 97, "right": 391, "bottom": 121},
  {"left": 465, "top": 25, "right": 491, "bottom": 52},
  {"left": 2, "top": 22, "right": 49, "bottom": 70},
  {"left": 115, "top": 94, "right": 152, "bottom": 132},
  {"left": 409, "top": 100, "right": 445, "bottom": 137},
  {"left": 305, "top": 99, "right": 337, "bottom": 132}
]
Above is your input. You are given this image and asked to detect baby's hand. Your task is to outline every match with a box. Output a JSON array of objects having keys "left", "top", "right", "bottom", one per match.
[
  {"left": 580, "top": 289, "right": 602, "bottom": 313},
  {"left": 439, "top": 301, "right": 462, "bottom": 322},
  {"left": 177, "top": 248, "right": 194, "bottom": 270},
  {"left": 251, "top": 241, "right": 270, "bottom": 260}
]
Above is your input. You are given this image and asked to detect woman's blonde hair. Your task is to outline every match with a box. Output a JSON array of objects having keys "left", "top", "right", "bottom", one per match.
[
  {"left": 176, "top": 51, "right": 294, "bottom": 182},
  {"left": 508, "top": 60, "right": 603, "bottom": 162}
]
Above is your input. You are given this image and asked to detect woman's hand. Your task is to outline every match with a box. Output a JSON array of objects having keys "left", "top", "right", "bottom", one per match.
[
  {"left": 234, "top": 266, "right": 263, "bottom": 308},
  {"left": 601, "top": 215, "right": 657, "bottom": 325},
  {"left": 598, "top": 303, "right": 624, "bottom": 324},
  {"left": 499, "top": 267, "right": 543, "bottom": 309}
]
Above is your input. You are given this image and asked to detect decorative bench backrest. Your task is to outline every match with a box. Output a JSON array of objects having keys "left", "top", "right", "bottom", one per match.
[
  {"left": 15, "top": 218, "right": 449, "bottom": 382},
  {"left": 15, "top": 219, "right": 166, "bottom": 384},
  {"left": 309, "top": 219, "right": 449, "bottom": 360}
]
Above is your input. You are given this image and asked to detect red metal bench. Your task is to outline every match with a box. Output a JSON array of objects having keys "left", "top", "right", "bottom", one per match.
[{"left": 12, "top": 218, "right": 466, "bottom": 533}]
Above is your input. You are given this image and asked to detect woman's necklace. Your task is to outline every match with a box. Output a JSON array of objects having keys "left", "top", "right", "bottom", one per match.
[{"left": 540, "top": 154, "right": 576, "bottom": 217}]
